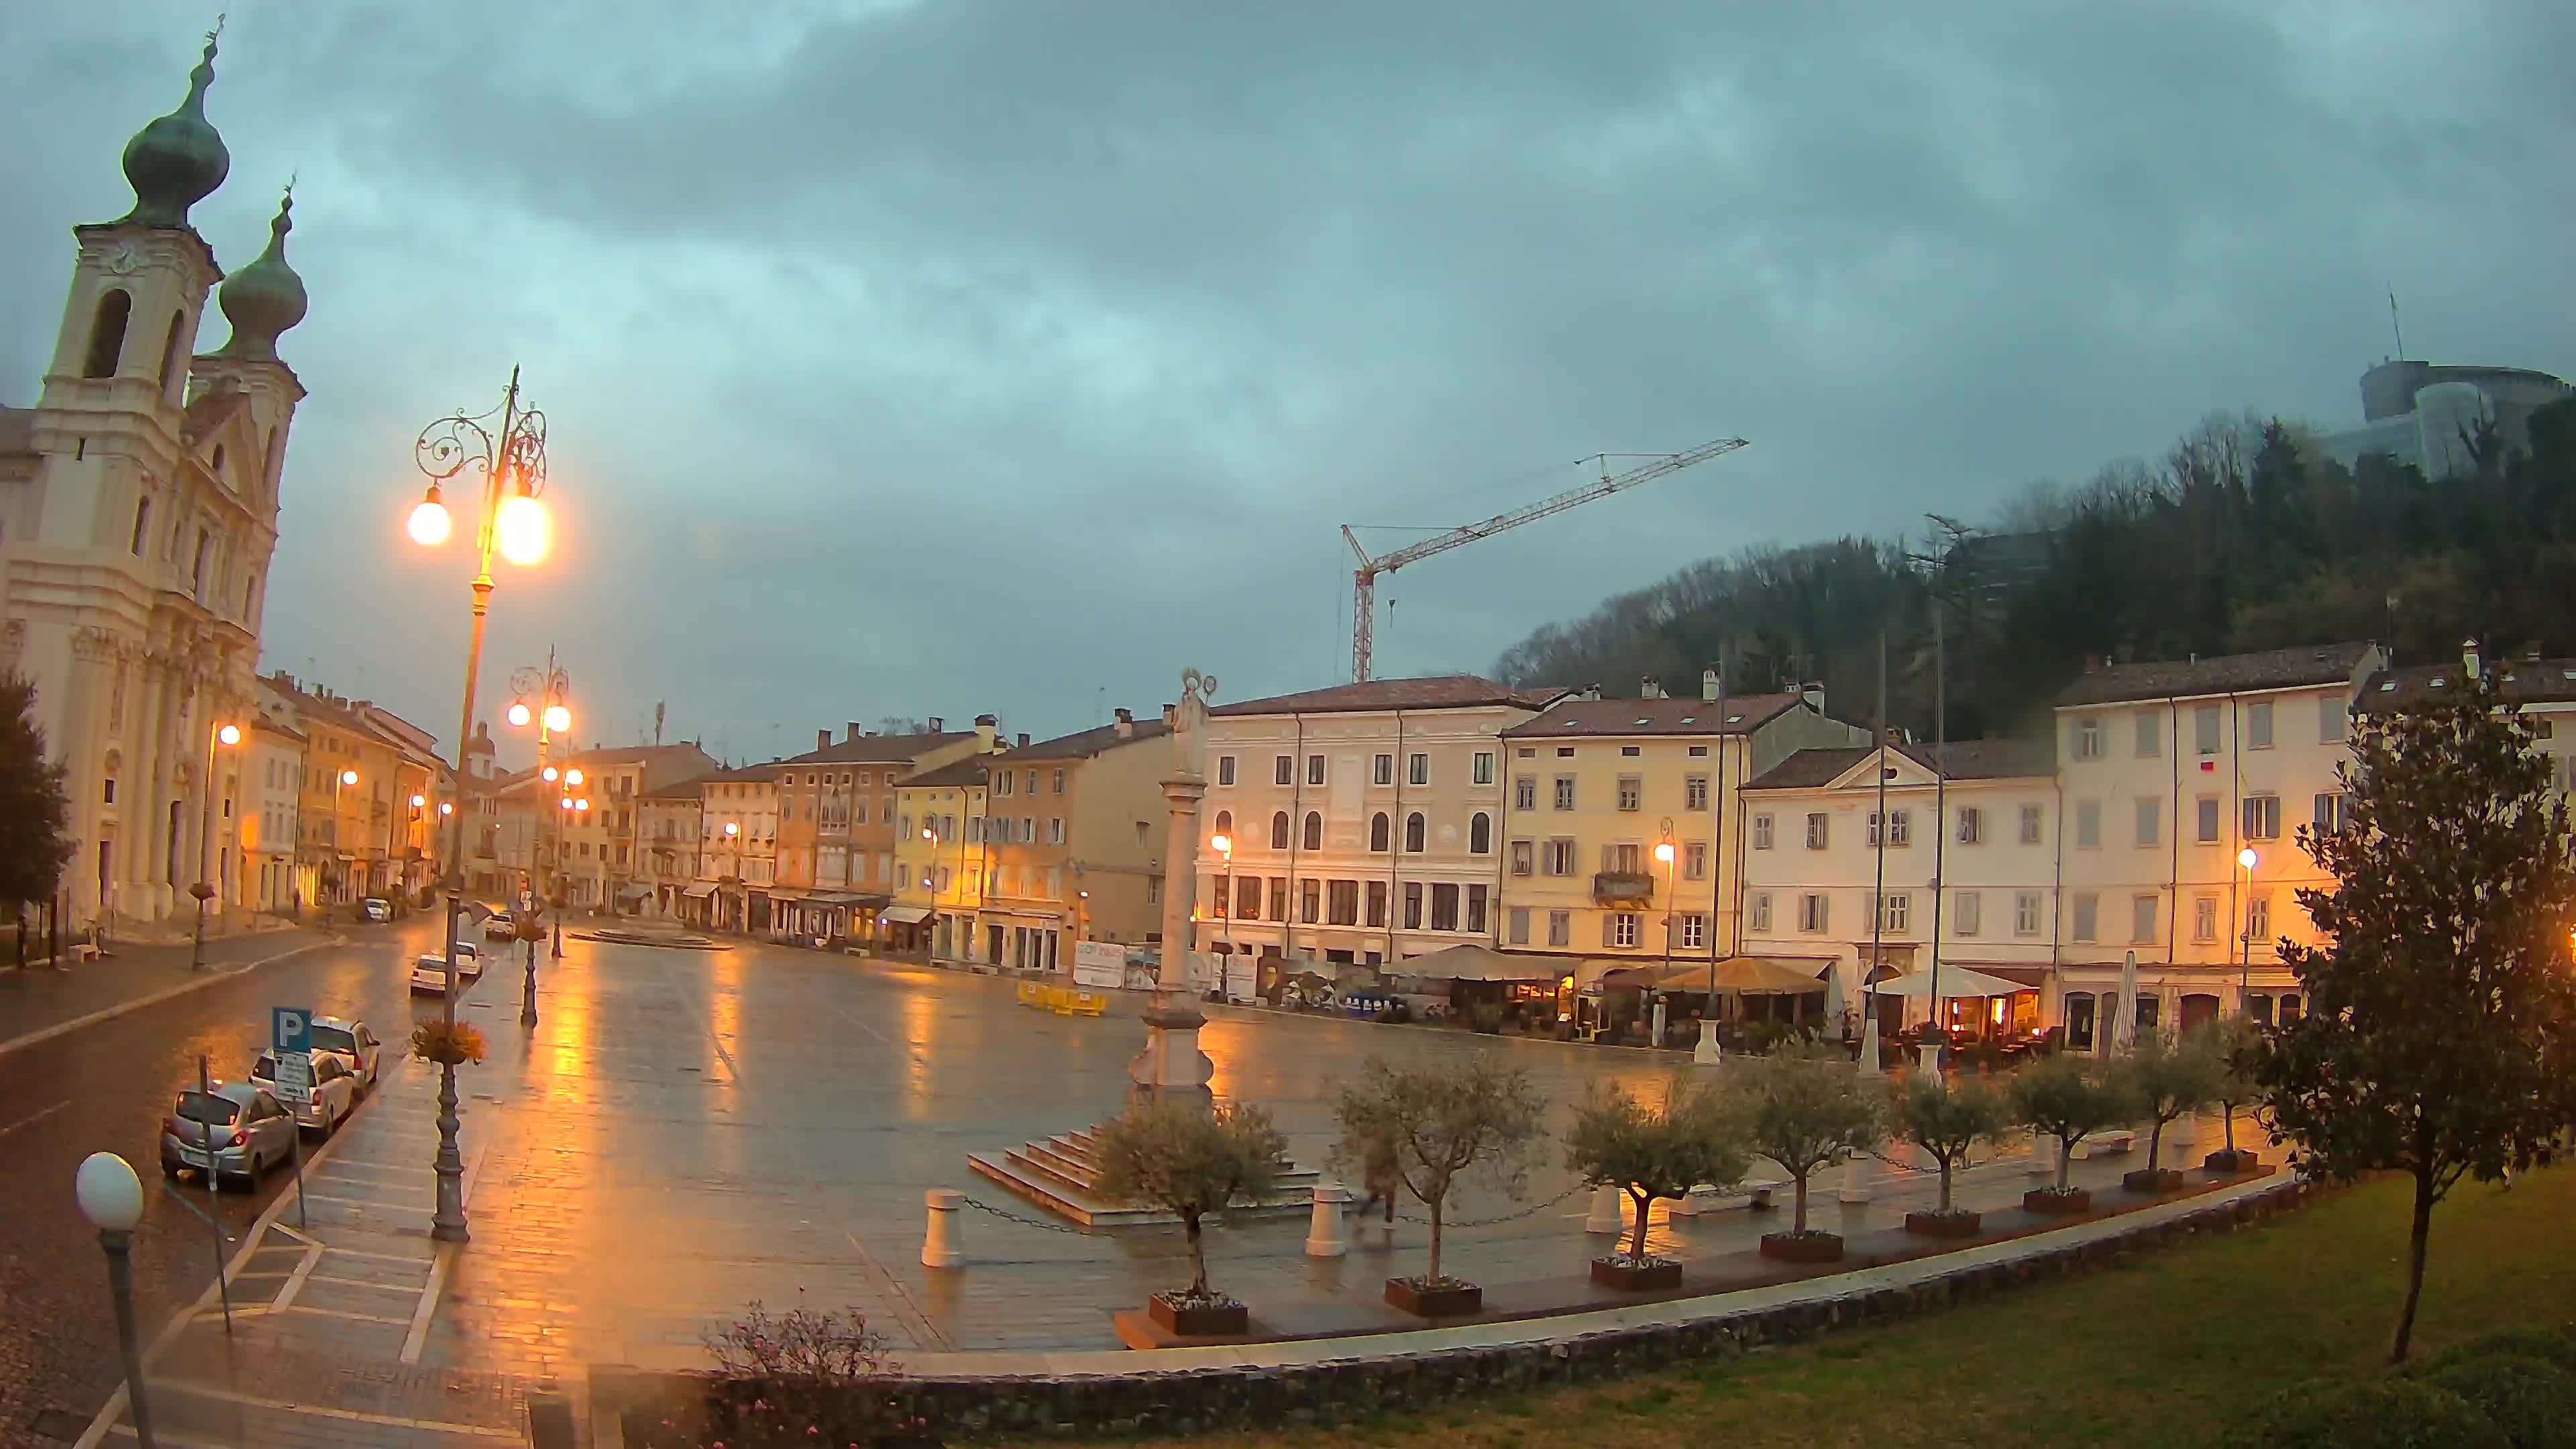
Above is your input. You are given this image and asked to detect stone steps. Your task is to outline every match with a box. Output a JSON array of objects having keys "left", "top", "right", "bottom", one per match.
[{"left": 969, "top": 1124, "right": 1322, "bottom": 1228}]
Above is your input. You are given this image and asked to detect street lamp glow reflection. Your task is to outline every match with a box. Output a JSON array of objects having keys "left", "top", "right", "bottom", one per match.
[
  {"left": 494, "top": 491, "right": 549, "bottom": 566},
  {"left": 506, "top": 701, "right": 531, "bottom": 728},
  {"left": 405, "top": 488, "right": 451, "bottom": 546},
  {"left": 543, "top": 704, "right": 570, "bottom": 733},
  {"left": 2239, "top": 847, "right": 2258, "bottom": 869}
]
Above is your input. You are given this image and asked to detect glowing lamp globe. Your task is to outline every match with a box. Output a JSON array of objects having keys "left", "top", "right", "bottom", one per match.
[
  {"left": 215, "top": 724, "right": 241, "bottom": 747},
  {"left": 506, "top": 702, "right": 532, "bottom": 728},
  {"left": 564, "top": 768, "right": 584, "bottom": 786},
  {"left": 75, "top": 1152, "right": 144, "bottom": 1232},
  {"left": 406, "top": 490, "right": 452, "bottom": 546},
  {"left": 339, "top": 770, "right": 358, "bottom": 786},
  {"left": 494, "top": 492, "right": 549, "bottom": 566},
  {"left": 543, "top": 704, "right": 571, "bottom": 733},
  {"left": 541, "top": 766, "right": 559, "bottom": 782},
  {"left": 574, "top": 797, "right": 589, "bottom": 811},
  {"left": 2238, "top": 848, "right": 2258, "bottom": 870}
]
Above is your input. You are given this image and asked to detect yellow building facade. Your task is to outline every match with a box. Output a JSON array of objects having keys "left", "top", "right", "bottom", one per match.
[{"left": 892, "top": 756, "right": 995, "bottom": 960}]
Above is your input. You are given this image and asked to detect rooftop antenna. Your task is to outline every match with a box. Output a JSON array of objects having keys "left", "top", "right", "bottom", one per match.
[{"left": 2388, "top": 286, "right": 2406, "bottom": 360}]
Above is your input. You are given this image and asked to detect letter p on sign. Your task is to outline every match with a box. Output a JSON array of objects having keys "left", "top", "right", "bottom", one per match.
[{"left": 272, "top": 1006, "right": 311, "bottom": 1055}]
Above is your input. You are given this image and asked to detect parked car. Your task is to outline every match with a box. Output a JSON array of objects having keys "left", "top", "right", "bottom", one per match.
[
  {"left": 251, "top": 1051, "right": 358, "bottom": 1136},
  {"left": 359, "top": 897, "right": 392, "bottom": 923},
  {"left": 160, "top": 1081, "right": 298, "bottom": 1187},
  {"left": 305, "top": 1016, "right": 383, "bottom": 1094},
  {"left": 482, "top": 910, "right": 517, "bottom": 941}
]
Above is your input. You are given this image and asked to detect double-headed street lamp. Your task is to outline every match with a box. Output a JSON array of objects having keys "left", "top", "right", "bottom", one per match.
[
  {"left": 409, "top": 368, "right": 551, "bottom": 1246},
  {"left": 511, "top": 656, "right": 574, "bottom": 990},
  {"left": 190, "top": 722, "right": 241, "bottom": 971}
]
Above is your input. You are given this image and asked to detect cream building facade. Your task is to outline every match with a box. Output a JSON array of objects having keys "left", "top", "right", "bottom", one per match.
[
  {"left": 1737, "top": 739, "right": 2059, "bottom": 1035},
  {"left": 2051, "top": 642, "right": 2384, "bottom": 1049},
  {"left": 1495, "top": 676, "right": 1866, "bottom": 985},
  {"left": 1189, "top": 676, "right": 1567, "bottom": 968},
  {"left": 973, "top": 708, "right": 1172, "bottom": 970},
  {"left": 0, "top": 33, "right": 309, "bottom": 926},
  {"left": 696, "top": 763, "right": 778, "bottom": 931}
]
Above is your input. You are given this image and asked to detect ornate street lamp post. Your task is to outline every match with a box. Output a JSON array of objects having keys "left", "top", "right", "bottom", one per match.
[
  {"left": 190, "top": 722, "right": 241, "bottom": 970},
  {"left": 76, "top": 1152, "right": 156, "bottom": 1448},
  {"left": 409, "top": 368, "right": 551, "bottom": 1244},
  {"left": 507, "top": 656, "right": 572, "bottom": 1024}
]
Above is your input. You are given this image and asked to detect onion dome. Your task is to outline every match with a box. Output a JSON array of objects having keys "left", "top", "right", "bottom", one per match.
[
  {"left": 215, "top": 189, "right": 307, "bottom": 361},
  {"left": 118, "top": 29, "right": 231, "bottom": 229}
]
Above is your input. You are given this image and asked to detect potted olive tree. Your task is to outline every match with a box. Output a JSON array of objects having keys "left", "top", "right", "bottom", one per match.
[
  {"left": 2200, "top": 1016, "right": 2269, "bottom": 1173},
  {"left": 2009, "top": 1053, "right": 2135, "bottom": 1214},
  {"left": 2116, "top": 1028, "right": 2223, "bottom": 1193},
  {"left": 1727, "top": 1042, "right": 1883, "bottom": 1263},
  {"left": 1887, "top": 1069, "right": 2011, "bottom": 1238},
  {"left": 1093, "top": 1098, "right": 1285, "bottom": 1337},
  {"left": 1565, "top": 1075, "right": 1750, "bottom": 1290},
  {"left": 1334, "top": 1054, "right": 1548, "bottom": 1318}
]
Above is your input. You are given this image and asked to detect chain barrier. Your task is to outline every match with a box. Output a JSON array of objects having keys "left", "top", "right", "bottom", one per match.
[
  {"left": 957, "top": 1195, "right": 1098, "bottom": 1235},
  {"left": 1391, "top": 1183, "right": 1585, "bottom": 1229}
]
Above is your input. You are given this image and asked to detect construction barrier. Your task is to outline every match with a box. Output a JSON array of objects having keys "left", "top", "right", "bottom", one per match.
[{"left": 1014, "top": 982, "right": 1108, "bottom": 1017}]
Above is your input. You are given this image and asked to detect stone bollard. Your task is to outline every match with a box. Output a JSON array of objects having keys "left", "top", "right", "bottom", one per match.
[
  {"left": 922, "top": 1188, "right": 964, "bottom": 1269},
  {"left": 1835, "top": 1146, "right": 1874, "bottom": 1203},
  {"left": 2172, "top": 1110, "right": 2199, "bottom": 1148},
  {"left": 1584, "top": 1184, "right": 1624, "bottom": 1234},
  {"left": 1304, "top": 1181, "right": 1353, "bottom": 1258},
  {"left": 525, "top": 1377, "right": 576, "bottom": 1449}
]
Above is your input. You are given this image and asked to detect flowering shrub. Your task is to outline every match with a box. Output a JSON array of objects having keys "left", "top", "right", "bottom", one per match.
[{"left": 623, "top": 1297, "right": 935, "bottom": 1448}]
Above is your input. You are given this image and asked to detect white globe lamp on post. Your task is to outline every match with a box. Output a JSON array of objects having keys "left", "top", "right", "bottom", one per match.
[{"left": 76, "top": 1152, "right": 156, "bottom": 1447}]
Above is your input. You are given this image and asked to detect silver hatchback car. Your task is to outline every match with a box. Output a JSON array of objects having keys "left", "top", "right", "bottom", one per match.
[{"left": 159, "top": 1081, "right": 298, "bottom": 1189}]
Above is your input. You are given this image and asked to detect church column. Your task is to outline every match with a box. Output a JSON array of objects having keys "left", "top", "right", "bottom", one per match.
[
  {"left": 117, "top": 654, "right": 164, "bottom": 922},
  {"left": 61, "top": 632, "right": 112, "bottom": 922}
]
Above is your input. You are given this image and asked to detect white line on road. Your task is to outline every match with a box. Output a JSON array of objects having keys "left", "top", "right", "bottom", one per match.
[{"left": 0, "top": 1099, "right": 70, "bottom": 1137}]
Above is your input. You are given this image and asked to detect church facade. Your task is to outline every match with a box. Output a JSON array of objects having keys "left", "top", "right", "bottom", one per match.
[{"left": 0, "top": 28, "right": 309, "bottom": 927}]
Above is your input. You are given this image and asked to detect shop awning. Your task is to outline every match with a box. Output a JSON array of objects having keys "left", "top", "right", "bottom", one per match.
[
  {"left": 880, "top": 905, "right": 932, "bottom": 925},
  {"left": 1868, "top": 965, "right": 2030, "bottom": 1000},
  {"left": 1607, "top": 955, "right": 1829, "bottom": 995},
  {"left": 616, "top": 885, "right": 651, "bottom": 902},
  {"left": 1401, "top": 943, "right": 1562, "bottom": 982},
  {"left": 680, "top": 883, "right": 718, "bottom": 900}
]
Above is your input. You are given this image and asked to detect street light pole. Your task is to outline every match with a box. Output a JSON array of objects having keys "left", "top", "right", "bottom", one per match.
[
  {"left": 1211, "top": 833, "right": 1234, "bottom": 979},
  {"left": 76, "top": 1152, "right": 154, "bottom": 1449},
  {"left": 2237, "top": 847, "right": 2257, "bottom": 1014},
  {"left": 411, "top": 367, "right": 551, "bottom": 1246},
  {"left": 190, "top": 722, "right": 240, "bottom": 971}
]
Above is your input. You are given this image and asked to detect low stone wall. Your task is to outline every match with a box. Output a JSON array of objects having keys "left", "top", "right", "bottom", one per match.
[{"left": 596, "top": 1177, "right": 2312, "bottom": 1442}]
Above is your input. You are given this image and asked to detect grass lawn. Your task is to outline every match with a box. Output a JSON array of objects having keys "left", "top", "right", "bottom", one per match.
[{"left": 1031, "top": 1165, "right": 2576, "bottom": 1449}]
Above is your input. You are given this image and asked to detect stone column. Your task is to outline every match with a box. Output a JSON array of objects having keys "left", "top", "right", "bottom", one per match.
[{"left": 1128, "top": 669, "right": 1218, "bottom": 1112}]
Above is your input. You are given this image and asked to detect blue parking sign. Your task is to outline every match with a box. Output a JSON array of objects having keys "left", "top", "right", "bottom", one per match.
[{"left": 272, "top": 1006, "right": 312, "bottom": 1055}]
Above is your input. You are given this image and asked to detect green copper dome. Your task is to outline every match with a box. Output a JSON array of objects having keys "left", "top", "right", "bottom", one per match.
[
  {"left": 117, "top": 30, "right": 230, "bottom": 229},
  {"left": 216, "top": 190, "right": 307, "bottom": 361}
]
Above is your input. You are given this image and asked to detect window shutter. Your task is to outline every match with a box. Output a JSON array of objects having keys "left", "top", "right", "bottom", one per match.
[{"left": 1600, "top": 913, "right": 1615, "bottom": 948}]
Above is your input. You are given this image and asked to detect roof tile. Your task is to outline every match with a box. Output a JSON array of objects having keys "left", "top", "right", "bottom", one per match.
[
  {"left": 1501, "top": 694, "right": 1802, "bottom": 739},
  {"left": 2054, "top": 642, "right": 2377, "bottom": 707},
  {"left": 1212, "top": 674, "right": 1563, "bottom": 718}
]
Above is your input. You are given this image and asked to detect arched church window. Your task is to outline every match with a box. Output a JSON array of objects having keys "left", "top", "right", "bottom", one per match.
[
  {"left": 129, "top": 498, "right": 151, "bottom": 555},
  {"left": 211, "top": 443, "right": 225, "bottom": 476},
  {"left": 192, "top": 528, "right": 210, "bottom": 597},
  {"left": 157, "top": 311, "right": 186, "bottom": 398},
  {"left": 85, "top": 290, "right": 131, "bottom": 378}
]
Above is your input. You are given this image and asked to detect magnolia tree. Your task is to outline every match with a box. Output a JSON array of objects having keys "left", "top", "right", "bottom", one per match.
[
  {"left": 2116, "top": 1029, "right": 2224, "bottom": 1173},
  {"left": 1093, "top": 1099, "right": 1286, "bottom": 1304},
  {"left": 1333, "top": 1054, "right": 1548, "bottom": 1288},
  {"left": 1725, "top": 1042, "right": 1883, "bottom": 1236},
  {"left": 2009, "top": 1053, "right": 2135, "bottom": 1193},
  {"left": 2259, "top": 672, "right": 2576, "bottom": 1363},
  {"left": 1565, "top": 1075, "right": 1751, "bottom": 1263},
  {"left": 1886, "top": 1070, "right": 2011, "bottom": 1215}
]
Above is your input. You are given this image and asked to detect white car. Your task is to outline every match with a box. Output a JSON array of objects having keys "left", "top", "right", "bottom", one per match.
[
  {"left": 251, "top": 1050, "right": 359, "bottom": 1137},
  {"left": 409, "top": 945, "right": 482, "bottom": 995},
  {"left": 482, "top": 910, "right": 517, "bottom": 941},
  {"left": 305, "top": 1016, "right": 384, "bottom": 1095}
]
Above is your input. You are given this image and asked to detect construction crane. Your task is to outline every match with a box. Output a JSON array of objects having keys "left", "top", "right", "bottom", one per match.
[{"left": 1341, "top": 436, "right": 1750, "bottom": 682}]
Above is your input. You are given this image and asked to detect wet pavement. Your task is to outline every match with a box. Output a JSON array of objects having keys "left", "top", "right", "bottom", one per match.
[{"left": 29, "top": 928, "right": 2253, "bottom": 1446}]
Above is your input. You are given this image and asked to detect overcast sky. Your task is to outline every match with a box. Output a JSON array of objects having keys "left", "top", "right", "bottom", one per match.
[{"left": 5, "top": 2, "right": 2571, "bottom": 767}]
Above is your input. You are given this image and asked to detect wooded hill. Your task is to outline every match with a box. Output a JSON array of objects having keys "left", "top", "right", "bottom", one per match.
[{"left": 1492, "top": 398, "right": 2576, "bottom": 742}]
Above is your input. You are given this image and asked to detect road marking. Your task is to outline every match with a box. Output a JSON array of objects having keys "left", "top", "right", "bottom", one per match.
[
  {"left": 123, "top": 1381, "right": 522, "bottom": 1440},
  {"left": 268, "top": 1242, "right": 323, "bottom": 1313},
  {"left": 297, "top": 1242, "right": 434, "bottom": 1265},
  {"left": 292, "top": 1190, "right": 429, "bottom": 1210},
  {"left": 0, "top": 1099, "right": 70, "bottom": 1138},
  {"left": 400, "top": 1241, "right": 456, "bottom": 1364},
  {"left": 307, "top": 1273, "right": 423, "bottom": 1293},
  {"left": 107, "top": 1424, "right": 233, "bottom": 1448},
  {"left": 280, "top": 1302, "right": 413, "bottom": 1326},
  {"left": 0, "top": 936, "right": 339, "bottom": 1060}
]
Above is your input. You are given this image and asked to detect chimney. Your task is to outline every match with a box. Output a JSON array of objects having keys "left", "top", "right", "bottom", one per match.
[
  {"left": 817, "top": 729, "right": 831, "bottom": 751},
  {"left": 1640, "top": 675, "right": 1664, "bottom": 699},
  {"left": 1162, "top": 703, "right": 1178, "bottom": 729},
  {"left": 1582, "top": 683, "right": 1602, "bottom": 702},
  {"left": 926, "top": 716, "right": 945, "bottom": 733},
  {"left": 1701, "top": 668, "right": 1721, "bottom": 702},
  {"left": 2462, "top": 637, "right": 2482, "bottom": 680},
  {"left": 974, "top": 713, "right": 998, "bottom": 751},
  {"left": 1015, "top": 732, "right": 1030, "bottom": 748},
  {"left": 846, "top": 721, "right": 863, "bottom": 743},
  {"left": 1113, "top": 707, "right": 1135, "bottom": 739},
  {"left": 1802, "top": 681, "right": 1826, "bottom": 713}
]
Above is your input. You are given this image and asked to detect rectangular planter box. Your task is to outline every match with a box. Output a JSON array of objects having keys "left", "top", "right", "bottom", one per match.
[
  {"left": 1146, "top": 1293, "right": 1248, "bottom": 1337},
  {"left": 1904, "top": 1210, "right": 1983, "bottom": 1238},
  {"left": 1589, "top": 1256, "right": 1683, "bottom": 1291},
  {"left": 1758, "top": 1231, "right": 1844, "bottom": 1263},
  {"left": 1384, "top": 1277, "right": 1483, "bottom": 1318},
  {"left": 2203, "top": 1148, "right": 2260, "bottom": 1174},
  {"left": 2123, "top": 1167, "right": 2186, "bottom": 1195},
  {"left": 2024, "top": 1187, "right": 2093, "bottom": 1216}
]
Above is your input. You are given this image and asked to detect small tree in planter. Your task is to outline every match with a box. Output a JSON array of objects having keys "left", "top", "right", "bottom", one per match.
[
  {"left": 1091, "top": 1097, "right": 1285, "bottom": 1336},
  {"left": 1886, "top": 1069, "right": 2011, "bottom": 1237},
  {"left": 2200, "top": 1016, "right": 2269, "bottom": 1172},
  {"left": 2114, "top": 1028, "right": 2224, "bottom": 1192},
  {"left": 1564, "top": 1075, "right": 1750, "bottom": 1289},
  {"left": 2009, "top": 1053, "right": 2136, "bottom": 1213},
  {"left": 1332, "top": 1053, "right": 1548, "bottom": 1317},
  {"left": 1725, "top": 1042, "right": 1883, "bottom": 1262}
]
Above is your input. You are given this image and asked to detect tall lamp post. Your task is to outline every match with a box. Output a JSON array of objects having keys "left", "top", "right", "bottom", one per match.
[
  {"left": 191, "top": 722, "right": 241, "bottom": 970},
  {"left": 1210, "top": 832, "right": 1234, "bottom": 969},
  {"left": 1653, "top": 832, "right": 1676, "bottom": 1046},
  {"left": 409, "top": 368, "right": 551, "bottom": 1245},
  {"left": 2237, "top": 847, "right": 2257, "bottom": 1014},
  {"left": 76, "top": 1152, "right": 155, "bottom": 1448}
]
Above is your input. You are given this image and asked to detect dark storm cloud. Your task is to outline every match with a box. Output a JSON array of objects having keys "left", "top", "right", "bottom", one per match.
[{"left": 4, "top": 1, "right": 2570, "bottom": 760}]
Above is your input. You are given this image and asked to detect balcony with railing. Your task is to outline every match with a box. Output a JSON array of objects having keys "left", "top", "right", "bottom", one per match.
[{"left": 1592, "top": 871, "right": 1655, "bottom": 908}]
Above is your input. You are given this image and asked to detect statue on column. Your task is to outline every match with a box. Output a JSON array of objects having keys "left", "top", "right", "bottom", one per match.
[{"left": 1132, "top": 665, "right": 1220, "bottom": 1109}]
